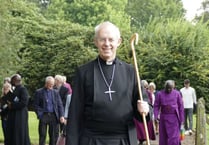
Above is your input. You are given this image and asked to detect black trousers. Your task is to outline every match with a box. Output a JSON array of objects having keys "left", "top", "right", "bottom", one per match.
[{"left": 38, "top": 113, "right": 59, "bottom": 145}]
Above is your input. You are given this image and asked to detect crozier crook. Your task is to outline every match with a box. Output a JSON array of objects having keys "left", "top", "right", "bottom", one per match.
[{"left": 130, "top": 33, "right": 150, "bottom": 145}]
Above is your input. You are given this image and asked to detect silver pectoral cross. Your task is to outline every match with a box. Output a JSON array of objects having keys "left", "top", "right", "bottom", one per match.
[{"left": 104, "top": 87, "right": 115, "bottom": 101}]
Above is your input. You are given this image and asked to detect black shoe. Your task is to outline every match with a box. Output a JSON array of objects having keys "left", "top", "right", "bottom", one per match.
[{"left": 138, "top": 141, "right": 144, "bottom": 145}]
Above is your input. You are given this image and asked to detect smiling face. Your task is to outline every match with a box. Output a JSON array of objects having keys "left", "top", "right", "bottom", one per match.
[{"left": 94, "top": 22, "right": 122, "bottom": 62}]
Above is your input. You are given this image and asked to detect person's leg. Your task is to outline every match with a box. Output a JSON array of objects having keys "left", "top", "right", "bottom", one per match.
[
  {"left": 39, "top": 119, "right": 47, "bottom": 145},
  {"left": 2, "top": 119, "right": 8, "bottom": 145},
  {"left": 48, "top": 114, "right": 59, "bottom": 145},
  {"left": 184, "top": 109, "right": 188, "bottom": 130},
  {"left": 154, "top": 120, "right": 159, "bottom": 134},
  {"left": 38, "top": 114, "right": 48, "bottom": 145},
  {"left": 188, "top": 108, "right": 193, "bottom": 131}
]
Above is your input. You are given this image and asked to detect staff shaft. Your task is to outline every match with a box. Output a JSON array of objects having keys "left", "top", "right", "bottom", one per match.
[{"left": 130, "top": 33, "right": 150, "bottom": 145}]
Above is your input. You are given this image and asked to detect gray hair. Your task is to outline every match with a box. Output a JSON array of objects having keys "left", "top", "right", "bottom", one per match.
[
  {"left": 55, "top": 75, "right": 64, "bottom": 83},
  {"left": 164, "top": 80, "right": 175, "bottom": 93},
  {"left": 164, "top": 80, "right": 174, "bottom": 87},
  {"left": 45, "top": 76, "right": 54, "bottom": 83},
  {"left": 141, "top": 80, "right": 148, "bottom": 89},
  {"left": 94, "top": 21, "right": 121, "bottom": 39}
]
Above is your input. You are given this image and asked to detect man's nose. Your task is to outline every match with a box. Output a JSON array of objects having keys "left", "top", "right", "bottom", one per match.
[{"left": 104, "top": 39, "right": 111, "bottom": 45}]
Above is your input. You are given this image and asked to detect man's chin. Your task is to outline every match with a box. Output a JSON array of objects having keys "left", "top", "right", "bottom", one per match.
[{"left": 102, "top": 54, "right": 112, "bottom": 59}]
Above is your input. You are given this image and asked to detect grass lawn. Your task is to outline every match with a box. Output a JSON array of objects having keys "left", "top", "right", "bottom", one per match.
[{"left": 28, "top": 111, "right": 40, "bottom": 145}]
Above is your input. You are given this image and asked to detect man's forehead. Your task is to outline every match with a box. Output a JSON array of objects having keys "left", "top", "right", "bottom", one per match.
[{"left": 98, "top": 28, "right": 119, "bottom": 38}]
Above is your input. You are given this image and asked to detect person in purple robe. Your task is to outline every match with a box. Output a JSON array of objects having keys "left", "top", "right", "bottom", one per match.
[{"left": 154, "top": 80, "right": 184, "bottom": 145}]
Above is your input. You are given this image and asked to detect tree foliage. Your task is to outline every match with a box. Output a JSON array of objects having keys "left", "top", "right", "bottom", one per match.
[
  {"left": 126, "top": 0, "right": 185, "bottom": 29},
  {"left": 65, "top": 0, "right": 131, "bottom": 31},
  {"left": 194, "top": 0, "right": 209, "bottom": 24},
  {"left": 41, "top": 0, "right": 68, "bottom": 20},
  {"left": 0, "top": 0, "right": 40, "bottom": 81}
]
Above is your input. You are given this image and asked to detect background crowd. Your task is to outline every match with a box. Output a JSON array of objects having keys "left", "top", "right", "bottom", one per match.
[{"left": 0, "top": 74, "right": 72, "bottom": 145}]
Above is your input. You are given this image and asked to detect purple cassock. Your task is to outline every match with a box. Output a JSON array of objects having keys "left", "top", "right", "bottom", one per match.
[
  {"left": 154, "top": 89, "right": 184, "bottom": 145},
  {"left": 134, "top": 90, "right": 156, "bottom": 142}
]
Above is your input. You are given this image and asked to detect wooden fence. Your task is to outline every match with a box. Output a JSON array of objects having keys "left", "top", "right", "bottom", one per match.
[{"left": 195, "top": 97, "right": 208, "bottom": 145}]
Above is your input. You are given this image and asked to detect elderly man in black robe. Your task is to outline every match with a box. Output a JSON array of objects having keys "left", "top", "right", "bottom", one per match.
[
  {"left": 66, "top": 21, "right": 151, "bottom": 145},
  {"left": 7, "top": 74, "right": 31, "bottom": 145}
]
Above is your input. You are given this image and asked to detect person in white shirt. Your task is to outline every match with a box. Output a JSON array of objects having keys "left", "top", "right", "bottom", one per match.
[{"left": 180, "top": 79, "right": 197, "bottom": 135}]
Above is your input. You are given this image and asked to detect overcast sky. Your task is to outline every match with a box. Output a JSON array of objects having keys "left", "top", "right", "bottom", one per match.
[{"left": 181, "top": 0, "right": 204, "bottom": 20}]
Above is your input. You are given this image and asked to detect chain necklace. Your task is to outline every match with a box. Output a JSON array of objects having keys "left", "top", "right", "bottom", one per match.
[{"left": 97, "top": 58, "right": 116, "bottom": 101}]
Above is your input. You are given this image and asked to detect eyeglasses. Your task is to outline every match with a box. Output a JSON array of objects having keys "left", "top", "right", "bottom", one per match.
[{"left": 97, "top": 38, "right": 117, "bottom": 43}]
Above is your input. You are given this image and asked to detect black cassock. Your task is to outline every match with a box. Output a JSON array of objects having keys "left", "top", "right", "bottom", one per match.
[
  {"left": 7, "top": 85, "right": 31, "bottom": 145},
  {"left": 66, "top": 57, "right": 150, "bottom": 145}
]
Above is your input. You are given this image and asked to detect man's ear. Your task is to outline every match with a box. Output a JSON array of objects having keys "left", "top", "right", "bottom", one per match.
[
  {"left": 117, "top": 38, "right": 122, "bottom": 47},
  {"left": 94, "top": 38, "right": 98, "bottom": 48}
]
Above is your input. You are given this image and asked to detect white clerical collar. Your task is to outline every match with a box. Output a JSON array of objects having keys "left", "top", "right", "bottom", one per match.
[
  {"left": 106, "top": 61, "right": 113, "bottom": 65},
  {"left": 98, "top": 56, "right": 116, "bottom": 65}
]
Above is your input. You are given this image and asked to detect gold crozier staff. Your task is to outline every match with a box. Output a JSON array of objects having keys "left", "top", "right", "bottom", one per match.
[{"left": 130, "top": 33, "right": 150, "bottom": 145}]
